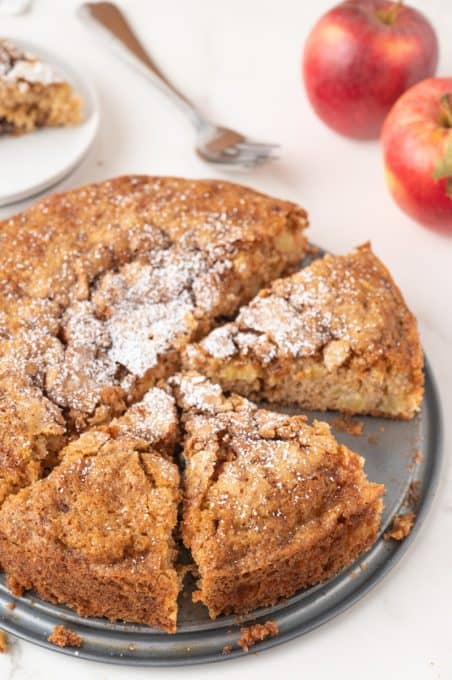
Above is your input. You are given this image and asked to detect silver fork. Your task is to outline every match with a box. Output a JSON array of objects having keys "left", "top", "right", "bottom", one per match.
[{"left": 77, "top": 2, "right": 280, "bottom": 169}]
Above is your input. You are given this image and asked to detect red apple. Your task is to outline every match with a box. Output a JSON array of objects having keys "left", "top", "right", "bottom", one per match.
[
  {"left": 382, "top": 78, "right": 452, "bottom": 232},
  {"left": 302, "top": 0, "right": 438, "bottom": 139}
]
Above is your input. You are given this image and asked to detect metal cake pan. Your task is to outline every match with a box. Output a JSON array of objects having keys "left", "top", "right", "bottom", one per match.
[{"left": 0, "top": 356, "right": 442, "bottom": 666}]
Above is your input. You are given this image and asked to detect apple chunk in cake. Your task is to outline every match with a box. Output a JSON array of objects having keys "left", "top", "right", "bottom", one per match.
[
  {"left": 184, "top": 243, "right": 424, "bottom": 419},
  {"left": 171, "top": 373, "right": 384, "bottom": 619}
]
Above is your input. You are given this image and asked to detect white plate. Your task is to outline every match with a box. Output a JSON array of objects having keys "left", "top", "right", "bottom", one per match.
[{"left": 0, "top": 39, "right": 99, "bottom": 206}]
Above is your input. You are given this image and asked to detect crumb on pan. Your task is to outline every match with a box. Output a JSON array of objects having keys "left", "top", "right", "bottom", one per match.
[
  {"left": 331, "top": 415, "right": 364, "bottom": 436},
  {"left": 5, "top": 603, "right": 15, "bottom": 611},
  {"left": 222, "top": 644, "right": 232, "bottom": 655},
  {"left": 406, "top": 481, "right": 421, "bottom": 511},
  {"left": 0, "top": 630, "right": 8, "bottom": 653},
  {"left": 413, "top": 450, "right": 423, "bottom": 465},
  {"left": 48, "top": 625, "right": 83, "bottom": 648},
  {"left": 238, "top": 621, "right": 279, "bottom": 652},
  {"left": 6, "top": 576, "right": 24, "bottom": 597},
  {"left": 384, "top": 513, "right": 415, "bottom": 541}
]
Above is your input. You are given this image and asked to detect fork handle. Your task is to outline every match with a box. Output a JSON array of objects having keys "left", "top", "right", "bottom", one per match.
[{"left": 78, "top": 1, "right": 205, "bottom": 128}]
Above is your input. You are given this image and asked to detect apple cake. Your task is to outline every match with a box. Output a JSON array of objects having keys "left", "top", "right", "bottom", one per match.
[
  {"left": 0, "top": 388, "right": 181, "bottom": 632},
  {"left": 0, "top": 39, "right": 82, "bottom": 135},
  {"left": 171, "top": 372, "right": 384, "bottom": 619},
  {"left": 184, "top": 243, "right": 424, "bottom": 419},
  {"left": 0, "top": 176, "right": 308, "bottom": 503}
]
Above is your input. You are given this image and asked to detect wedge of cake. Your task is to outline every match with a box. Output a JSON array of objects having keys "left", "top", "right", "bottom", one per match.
[
  {"left": 0, "top": 39, "right": 82, "bottom": 135},
  {"left": 0, "top": 388, "right": 181, "bottom": 632},
  {"left": 171, "top": 373, "right": 384, "bottom": 619},
  {"left": 184, "top": 244, "right": 424, "bottom": 419}
]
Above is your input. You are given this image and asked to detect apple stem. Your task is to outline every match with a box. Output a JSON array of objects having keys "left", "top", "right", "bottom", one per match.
[
  {"left": 376, "top": 1, "right": 403, "bottom": 25},
  {"left": 439, "top": 93, "right": 452, "bottom": 129}
]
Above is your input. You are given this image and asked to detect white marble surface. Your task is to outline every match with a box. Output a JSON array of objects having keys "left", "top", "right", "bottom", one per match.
[{"left": 0, "top": 0, "right": 451, "bottom": 677}]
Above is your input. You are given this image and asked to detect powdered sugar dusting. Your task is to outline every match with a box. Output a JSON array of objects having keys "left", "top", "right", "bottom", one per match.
[
  {"left": 0, "top": 40, "right": 63, "bottom": 85},
  {"left": 195, "top": 246, "right": 399, "bottom": 364},
  {"left": 112, "top": 387, "right": 177, "bottom": 448}
]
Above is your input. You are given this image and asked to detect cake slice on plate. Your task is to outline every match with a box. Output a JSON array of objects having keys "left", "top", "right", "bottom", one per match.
[
  {"left": 171, "top": 372, "right": 384, "bottom": 619},
  {"left": 184, "top": 243, "right": 424, "bottom": 419},
  {"left": 0, "top": 388, "right": 181, "bottom": 632},
  {"left": 0, "top": 39, "right": 82, "bottom": 135}
]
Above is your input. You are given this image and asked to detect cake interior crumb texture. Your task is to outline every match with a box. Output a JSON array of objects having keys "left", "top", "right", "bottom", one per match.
[
  {"left": 0, "top": 39, "right": 82, "bottom": 135},
  {"left": 172, "top": 373, "right": 384, "bottom": 619},
  {"left": 183, "top": 243, "right": 424, "bottom": 419}
]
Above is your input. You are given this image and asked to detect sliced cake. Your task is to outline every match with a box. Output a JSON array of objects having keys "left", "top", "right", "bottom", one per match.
[
  {"left": 184, "top": 244, "right": 424, "bottom": 419},
  {"left": 171, "top": 373, "right": 384, "bottom": 619},
  {"left": 0, "top": 39, "right": 82, "bottom": 135},
  {"left": 0, "top": 387, "right": 181, "bottom": 631}
]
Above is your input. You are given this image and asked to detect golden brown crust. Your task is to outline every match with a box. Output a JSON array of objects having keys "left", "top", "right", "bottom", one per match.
[
  {"left": 184, "top": 244, "right": 424, "bottom": 419},
  {"left": 172, "top": 373, "right": 384, "bottom": 619}
]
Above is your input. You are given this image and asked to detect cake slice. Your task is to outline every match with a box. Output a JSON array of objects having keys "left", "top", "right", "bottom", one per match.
[
  {"left": 171, "top": 373, "right": 384, "bottom": 619},
  {"left": 184, "top": 244, "right": 424, "bottom": 419},
  {"left": 0, "top": 387, "right": 181, "bottom": 632},
  {"left": 0, "top": 39, "right": 82, "bottom": 135}
]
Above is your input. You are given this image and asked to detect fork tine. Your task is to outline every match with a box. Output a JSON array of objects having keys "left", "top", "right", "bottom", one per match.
[
  {"left": 236, "top": 151, "right": 280, "bottom": 166},
  {"left": 236, "top": 141, "right": 280, "bottom": 152}
]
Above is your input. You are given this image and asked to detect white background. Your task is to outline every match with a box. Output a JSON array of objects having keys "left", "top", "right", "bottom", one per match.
[{"left": 0, "top": 1, "right": 451, "bottom": 678}]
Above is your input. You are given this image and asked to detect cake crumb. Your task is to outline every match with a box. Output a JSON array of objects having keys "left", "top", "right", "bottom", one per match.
[
  {"left": 384, "top": 513, "right": 415, "bottom": 541},
  {"left": 306, "top": 243, "right": 320, "bottom": 255},
  {"left": 406, "top": 481, "right": 421, "bottom": 510},
  {"left": 222, "top": 644, "right": 232, "bottom": 655},
  {"left": 48, "top": 625, "right": 83, "bottom": 648},
  {"left": 367, "top": 433, "right": 379, "bottom": 446},
  {"left": 331, "top": 415, "right": 363, "bottom": 436},
  {"left": 6, "top": 602, "right": 15, "bottom": 611},
  {"left": 413, "top": 450, "right": 423, "bottom": 465},
  {"left": 238, "top": 621, "right": 279, "bottom": 652},
  {"left": 0, "top": 631, "right": 8, "bottom": 653},
  {"left": 6, "top": 576, "right": 23, "bottom": 597}
]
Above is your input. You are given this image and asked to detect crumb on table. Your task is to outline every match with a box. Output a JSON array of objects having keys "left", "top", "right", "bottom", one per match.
[
  {"left": 331, "top": 415, "right": 364, "bottom": 437},
  {"left": 384, "top": 513, "right": 416, "bottom": 541},
  {"left": 0, "top": 630, "right": 8, "bottom": 653},
  {"left": 48, "top": 625, "right": 83, "bottom": 648},
  {"left": 238, "top": 620, "right": 279, "bottom": 652}
]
